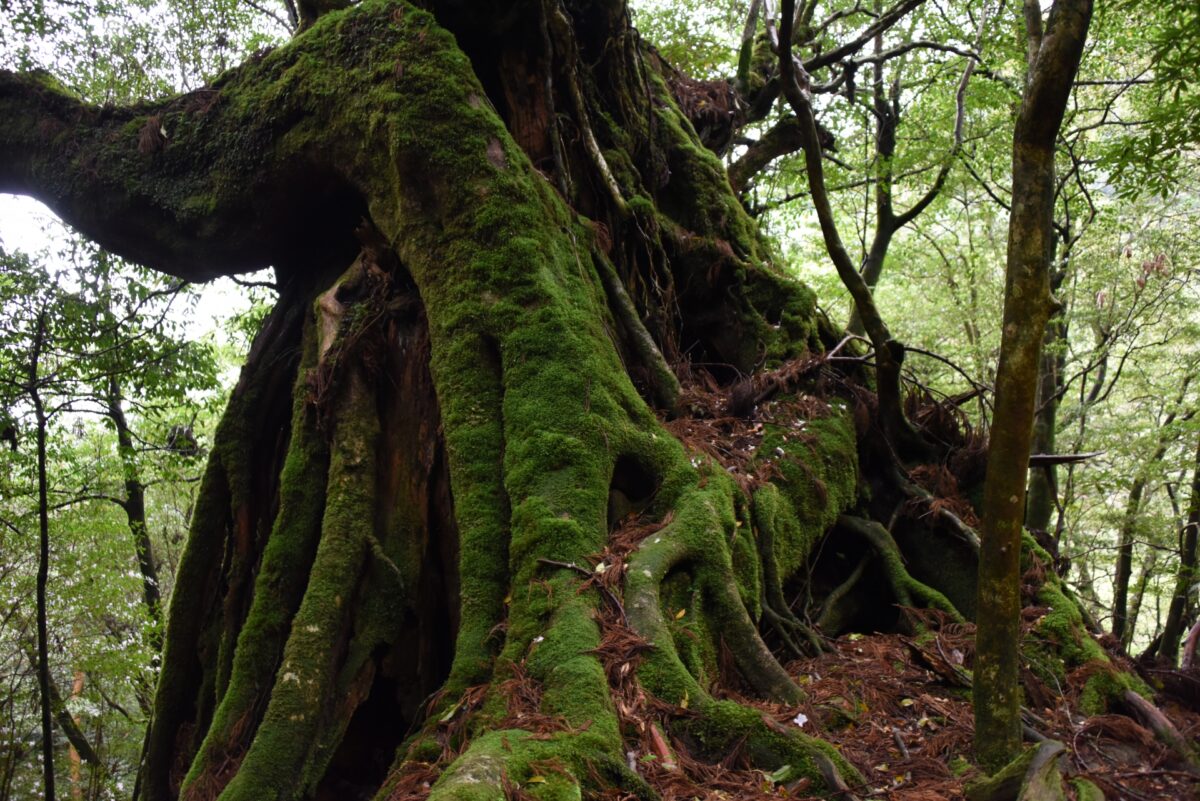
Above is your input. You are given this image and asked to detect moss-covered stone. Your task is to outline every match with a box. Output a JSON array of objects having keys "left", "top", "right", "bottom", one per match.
[{"left": 1024, "top": 537, "right": 1151, "bottom": 714}]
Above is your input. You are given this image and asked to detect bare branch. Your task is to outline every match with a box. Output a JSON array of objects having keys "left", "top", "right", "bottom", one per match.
[{"left": 803, "top": 0, "right": 927, "bottom": 72}]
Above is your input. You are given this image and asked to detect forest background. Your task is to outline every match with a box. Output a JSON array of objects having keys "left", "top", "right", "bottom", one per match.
[{"left": 0, "top": 0, "right": 1197, "bottom": 798}]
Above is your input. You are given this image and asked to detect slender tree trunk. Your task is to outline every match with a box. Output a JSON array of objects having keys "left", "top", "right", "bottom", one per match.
[
  {"left": 1113, "top": 475, "right": 1151, "bottom": 642},
  {"left": 1112, "top": 390, "right": 1189, "bottom": 642},
  {"left": 846, "top": 26, "right": 898, "bottom": 338},
  {"left": 974, "top": 0, "right": 1091, "bottom": 773},
  {"left": 1025, "top": 213, "right": 1074, "bottom": 537},
  {"left": 1124, "top": 549, "right": 1158, "bottom": 652},
  {"left": 777, "top": 0, "right": 927, "bottom": 458},
  {"left": 68, "top": 671, "right": 84, "bottom": 801},
  {"left": 1161, "top": 435, "right": 1200, "bottom": 665},
  {"left": 29, "top": 311, "right": 56, "bottom": 801},
  {"left": 105, "top": 377, "right": 163, "bottom": 644}
]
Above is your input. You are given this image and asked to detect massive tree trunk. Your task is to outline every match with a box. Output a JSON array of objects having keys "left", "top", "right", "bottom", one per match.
[{"left": 0, "top": 1, "right": 1128, "bottom": 798}]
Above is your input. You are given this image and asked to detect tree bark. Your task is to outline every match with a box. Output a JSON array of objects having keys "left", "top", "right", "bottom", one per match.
[
  {"left": 29, "top": 311, "right": 57, "bottom": 801},
  {"left": 974, "top": 0, "right": 1091, "bottom": 773},
  {"left": 1161, "top": 435, "right": 1200, "bottom": 665},
  {"left": 1024, "top": 300, "right": 1066, "bottom": 534}
]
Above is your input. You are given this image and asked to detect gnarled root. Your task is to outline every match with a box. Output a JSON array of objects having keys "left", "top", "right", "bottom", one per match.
[{"left": 837, "top": 514, "right": 965, "bottom": 622}]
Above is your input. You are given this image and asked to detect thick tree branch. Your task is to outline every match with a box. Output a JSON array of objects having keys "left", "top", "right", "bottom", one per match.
[
  {"left": 0, "top": 62, "right": 357, "bottom": 281},
  {"left": 728, "top": 116, "right": 804, "bottom": 194}
]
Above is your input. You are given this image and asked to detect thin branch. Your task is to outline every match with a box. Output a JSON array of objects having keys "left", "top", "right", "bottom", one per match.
[{"left": 804, "top": 0, "right": 927, "bottom": 72}]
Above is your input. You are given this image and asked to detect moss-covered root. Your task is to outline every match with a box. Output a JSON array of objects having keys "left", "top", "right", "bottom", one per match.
[
  {"left": 416, "top": 330, "right": 511, "bottom": 724},
  {"left": 1069, "top": 777, "right": 1106, "bottom": 801},
  {"left": 1024, "top": 540, "right": 1151, "bottom": 715},
  {"left": 592, "top": 250, "right": 680, "bottom": 412},
  {"left": 211, "top": 365, "right": 379, "bottom": 801},
  {"left": 142, "top": 300, "right": 306, "bottom": 801},
  {"left": 384, "top": 554, "right": 631, "bottom": 801},
  {"left": 837, "top": 514, "right": 965, "bottom": 622},
  {"left": 411, "top": 593, "right": 632, "bottom": 800},
  {"left": 629, "top": 484, "right": 803, "bottom": 704},
  {"left": 178, "top": 316, "right": 330, "bottom": 799},
  {"left": 1120, "top": 689, "right": 1200, "bottom": 773},
  {"left": 752, "top": 485, "right": 828, "bottom": 657},
  {"left": 421, "top": 729, "right": 637, "bottom": 801},
  {"left": 965, "top": 740, "right": 1068, "bottom": 801},
  {"left": 623, "top": 489, "right": 861, "bottom": 794}
]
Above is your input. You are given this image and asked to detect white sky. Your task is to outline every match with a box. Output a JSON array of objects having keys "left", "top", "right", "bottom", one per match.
[{"left": 0, "top": 192, "right": 272, "bottom": 341}]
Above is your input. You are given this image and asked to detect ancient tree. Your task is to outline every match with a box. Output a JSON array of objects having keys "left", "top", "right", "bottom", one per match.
[{"left": 0, "top": 1, "right": 1140, "bottom": 799}]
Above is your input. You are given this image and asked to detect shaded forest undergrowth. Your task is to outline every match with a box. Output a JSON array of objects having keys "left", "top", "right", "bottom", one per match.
[
  {"left": 381, "top": 365, "right": 1200, "bottom": 801},
  {"left": 387, "top": 581, "right": 1200, "bottom": 801},
  {"left": 387, "top": 548, "right": 1200, "bottom": 801}
]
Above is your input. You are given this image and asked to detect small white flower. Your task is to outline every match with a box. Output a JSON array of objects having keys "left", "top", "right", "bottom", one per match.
[
  {"left": 533, "top": 635, "right": 545, "bottom": 644},
  {"left": 792, "top": 712, "right": 808, "bottom": 728}
]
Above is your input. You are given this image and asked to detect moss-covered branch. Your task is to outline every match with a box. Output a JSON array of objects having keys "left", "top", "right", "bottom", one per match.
[{"left": 0, "top": 68, "right": 319, "bottom": 280}]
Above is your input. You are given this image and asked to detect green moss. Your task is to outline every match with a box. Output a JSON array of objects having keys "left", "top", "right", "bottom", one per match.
[
  {"left": 427, "top": 727, "right": 639, "bottom": 801},
  {"left": 180, "top": 315, "right": 330, "bottom": 795},
  {"left": 219, "top": 368, "right": 378, "bottom": 800},
  {"left": 964, "top": 744, "right": 1041, "bottom": 801},
  {"left": 677, "top": 698, "right": 861, "bottom": 791},
  {"left": 1070, "top": 777, "right": 1106, "bottom": 801},
  {"left": 754, "top": 408, "right": 858, "bottom": 581},
  {"left": 729, "top": 500, "right": 763, "bottom": 619},
  {"left": 1025, "top": 538, "right": 1151, "bottom": 714},
  {"left": 949, "top": 755, "right": 975, "bottom": 777}
]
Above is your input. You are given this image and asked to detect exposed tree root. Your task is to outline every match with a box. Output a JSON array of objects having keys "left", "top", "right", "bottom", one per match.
[
  {"left": 620, "top": 486, "right": 863, "bottom": 793},
  {"left": 214, "top": 366, "right": 379, "bottom": 800},
  {"left": 837, "top": 514, "right": 965, "bottom": 622},
  {"left": 178, "top": 321, "right": 330, "bottom": 799},
  {"left": 593, "top": 250, "right": 681, "bottom": 413},
  {"left": 1121, "top": 690, "right": 1200, "bottom": 774},
  {"left": 754, "top": 486, "right": 829, "bottom": 657}
]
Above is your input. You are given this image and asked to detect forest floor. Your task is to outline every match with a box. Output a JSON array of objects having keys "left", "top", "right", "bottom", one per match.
[
  {"left": 781, "top": 625, "right": 1200, "bottom": 800},
  {"left": 613, "top": 371, "right": 1200, "bottom": 801},
  {"left": 614, "top": 615, "right": 1200, "bottom": 801}
]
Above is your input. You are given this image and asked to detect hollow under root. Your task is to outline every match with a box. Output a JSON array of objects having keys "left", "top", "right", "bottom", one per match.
[{"left": 837, "top": 514, "right": 965, "bottom": 622}]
